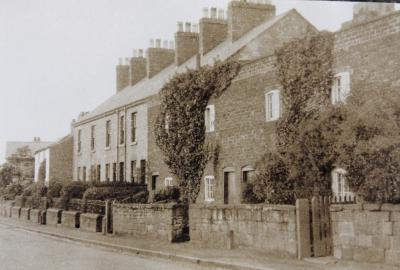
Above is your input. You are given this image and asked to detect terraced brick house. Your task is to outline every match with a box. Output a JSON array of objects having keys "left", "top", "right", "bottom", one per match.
[{"left": 71, "top": 1, "right": 400, "bottom": 204}]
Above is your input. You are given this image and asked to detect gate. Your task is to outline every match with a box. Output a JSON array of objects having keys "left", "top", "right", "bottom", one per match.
[
  {"left": 310, "top": 196, "right": 332, "bottom": 257},
  {"left": 296, "top": 196, "right": 332, "bottom": 259}
]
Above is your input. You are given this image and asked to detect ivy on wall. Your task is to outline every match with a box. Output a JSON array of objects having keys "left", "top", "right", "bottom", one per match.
[
  {"left": 155, "top": 61, "right": 240, "bottom": 203},
  {"left": 253, "top": 32, "right": 337, "bottom": 204}
]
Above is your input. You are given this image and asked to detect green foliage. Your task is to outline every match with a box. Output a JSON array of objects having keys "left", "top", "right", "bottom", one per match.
[
  {"left": 22, "top": 182, "right": 48, "bottom": 208},
  {"left": 336, "top": 88, "right": 400, "bottom": 203},
  {"left": 153, "top": 187, "right": 181, "bottom": 203},
  {"left": 38, "top": 160, "right": 46, "bottom": 182},
  {"left": 155, "top": 61, "right": 240, "bottom": 203},
  {"left": 253, "top": 32, "right": 336, "bottom": 204}
]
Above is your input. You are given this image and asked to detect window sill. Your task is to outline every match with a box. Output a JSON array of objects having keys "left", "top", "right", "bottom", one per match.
[
  {"left": 266, "top": 118, "right": 279, "bottom": 123},
  {"left": 105, "top": 146, "right": 111, "bottom": 151},
  {"left": 118, "top": 144, "right": 125, "bottom": 148},
  {"left": 205, "top": 198, "right": 215, "bottom": 203},
  {"left": 205, "top": 130, "right": 215, "bottom": 133},
  {"left": 130, "top": 141, "right": 138, "bottom": 146},
  {"left": 91, "top": 149, "right": 96, "bottom": 153}
]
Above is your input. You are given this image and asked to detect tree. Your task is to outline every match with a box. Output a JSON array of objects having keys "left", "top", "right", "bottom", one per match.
[
  {"left": 38, "top": 159, "right": 46, "bottom": 182},
  {"left": 0, "top": 163, "right": 15, "bottom": 187}
]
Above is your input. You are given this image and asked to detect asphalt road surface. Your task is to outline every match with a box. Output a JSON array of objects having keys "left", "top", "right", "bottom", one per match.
[{"left": 0, "top": 224, "right": 213, "bottom": 270}]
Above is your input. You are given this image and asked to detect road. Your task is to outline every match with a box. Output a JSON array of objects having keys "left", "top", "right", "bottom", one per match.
[{"left": 0, "top": 224, "right": 212, "bottom": 270}]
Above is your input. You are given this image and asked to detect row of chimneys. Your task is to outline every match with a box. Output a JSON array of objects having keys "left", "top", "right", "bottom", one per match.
[{"left": 116, "top": 0, "right": 276, "bottom": 92}]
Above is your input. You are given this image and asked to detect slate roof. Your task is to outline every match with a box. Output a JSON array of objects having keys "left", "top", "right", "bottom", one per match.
[{"left": 75, "top": 9, "right": 296, "bottom": 125}]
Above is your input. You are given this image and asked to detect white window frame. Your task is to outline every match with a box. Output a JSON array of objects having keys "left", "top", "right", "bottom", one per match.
[
  {"left": 331, "top": 72, "right": 350, "bottom": 105},
  {"left": 331, "top": 168, "right": 354, "bottom": 201},
  {"left": 204, "top": 175, "right": 215, "bottom": 202},
  {"left": 265, "top": 90, "right": 280, "bottom": 122},
  {"left": 164, "top": 177, "right": 173, "bottom": 187},
  {"left": 205, "top": 105, "right": 215, "bottom": 132}
]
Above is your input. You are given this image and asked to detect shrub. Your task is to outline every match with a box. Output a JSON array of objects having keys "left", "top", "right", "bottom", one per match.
[
  {"left": 241, "top": 182, "right": 263, "bottom": 204},
  {"left": 153, "top": 187, "right": 180, "bottom": 203},
  {"left": 336, "top": 88, "right": 400, "bottom": 203},
  {"left": 82, "top": 185, "right": 145, "bottom": 201},
  {"left": 47, "top": 181, "right": 64, "bottom": 199},
  {"left": 21, "top": 182, "right": 47, "bottom": 208},
  {"left": 59, "top": 181, "right": 89, "bottom": 207},
  {"left": 1, "top": 183, "right": 23, "bottom": 200}
]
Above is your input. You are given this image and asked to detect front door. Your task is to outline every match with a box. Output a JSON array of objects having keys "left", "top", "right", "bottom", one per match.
[{"left": 224, "top": 172, "right": 237, "bottom": 204}]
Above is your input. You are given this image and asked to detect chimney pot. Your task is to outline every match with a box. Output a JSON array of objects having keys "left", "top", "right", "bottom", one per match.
[
  {"left": 210, "top": 7, "right": 217, "bottom": 19},
  {"left": 133, "top": 49, "right": 138, "bottom": 57},
  {"left": 155, "top": 39, "right": 161, "bottom": 48},
  {"left": 202, "top": 7, "right": 209, "bottom": 18},
  {"left": 185, "top": 22, "right": 191, "bottom": 32},
  {"left": 150, "top": 39, "right": 155, "bottom": 48},
  {"left": 218, "top": 9, "right": 225, "bottom": 19},
  {"left": 177, "top": 22, "right": 184, "bottom": 32},
  {"left": 138, "top": 49, "right": 144, "bottom": 57}
]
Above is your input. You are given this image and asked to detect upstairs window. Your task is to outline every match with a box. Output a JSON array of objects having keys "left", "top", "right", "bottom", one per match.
[
  {"left": 331, "top": 72, "right": 350, "bottom": 105},
  {"left": 90, "top": 125, "right": 96, "bottom": 151},
  {"left": 120, "top": 115, "right": 125, "bottom": 145},
  {"left": 265, "top": 90, "right": 280, "bottom": 122},
  {"left": 131, "top": 112, "right": 137, "bottom": 143},
  {"left": 77, "top": 167, "right": 81, "bottom": 181},
  {"left": 205, "top": 105, "right": 215, "bottom": 132},
  {"left": 105, "top": 120, "right": 111, "bottom": 147},
  {"left": 165, "top": 177, "right": 173, "bottom": 187},
  {"left": 77, "top": 130, "right": 82, "bottom": 153},
  {"left": 204, "top": 176, "right": 215, "bottom": 202}
]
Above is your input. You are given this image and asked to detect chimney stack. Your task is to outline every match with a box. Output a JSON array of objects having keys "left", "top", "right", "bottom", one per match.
[
  {"left": 130, "top": 49, "right": 147, "bottom": 86},
  {"left": 199, "top": 7, "right": 228, "bottom": 55},
  {"left": 146, "top": 39, "right": 175, "bottom": 78},
  {"left": 228, "top": 0, "right": 275, "bottom": 42},
  {"left": 175, "top": 21, "right": 199, "bottom": 66},
  {"left": 116, "top": 57, "right": 130, "bottom": 92}
]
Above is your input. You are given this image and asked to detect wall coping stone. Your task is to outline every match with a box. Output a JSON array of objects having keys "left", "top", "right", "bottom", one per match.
[
  {"left": 362, "top": 203, "right": 382, "bottom": 211},
  {"left": 190, "top": 203, "right": 296, "bottom": 211},
  {"left": 80, "top": 212, "right": 103, "bottom": 219},
  {"left": 381, "top": 204, "right": 400, "bottom": 212},
  {"left": 113, "top": 202, "right": 181, "bottom": 210},
  {"left": 330, "top": 204, "right": 362, "bottom": 212}
]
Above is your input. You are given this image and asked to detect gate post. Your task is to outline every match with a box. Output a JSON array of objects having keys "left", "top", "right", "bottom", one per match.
[
  {"left": 104, "top": 200, "right": 113, "bottom": 234},
  {"left": 312, "top": 196, "right": 323, "bottom": 257},
  {"left": 296, "top": 199, "right": 311, "bottom": 259}
]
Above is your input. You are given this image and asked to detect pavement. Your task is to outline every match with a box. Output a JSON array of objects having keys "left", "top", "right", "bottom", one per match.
[{"left": 0, "top": 216, "right": 398, "bottom": 270}]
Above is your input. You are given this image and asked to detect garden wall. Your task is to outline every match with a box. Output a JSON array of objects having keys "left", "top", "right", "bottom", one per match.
[
  {"left": 189, "top": 204, "right": 297, "bottom": 257},
  {"left": 112, "top": 203, "right": 187, "bottom": 242},
  {"left": 331, "top": 203, "right": 400, "bottom": 266}
]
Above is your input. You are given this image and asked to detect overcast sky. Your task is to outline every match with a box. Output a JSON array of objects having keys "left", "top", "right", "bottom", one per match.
[{"left": 0, "top": 0, "right": 399, "bottom": 163}]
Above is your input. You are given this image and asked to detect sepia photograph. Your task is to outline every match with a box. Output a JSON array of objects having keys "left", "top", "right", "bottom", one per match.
[{"left": 0, "top": 0, "right": 400, "bottom": 269}]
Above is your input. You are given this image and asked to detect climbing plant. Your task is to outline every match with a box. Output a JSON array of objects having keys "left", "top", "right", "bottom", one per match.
[
  {"left": 252, "top": 32, "right": 337, "bottom": 204},
  {"left": 155, "top": 61, "right": 240, "bottom": 203}
]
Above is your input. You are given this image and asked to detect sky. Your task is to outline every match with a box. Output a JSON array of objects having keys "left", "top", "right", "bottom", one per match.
[{"left": 0, "top": 0, "right": 399, "bottom": 163}]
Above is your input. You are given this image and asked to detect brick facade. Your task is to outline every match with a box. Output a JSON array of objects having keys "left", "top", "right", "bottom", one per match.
[{"left": 71, "top": 2, "right": 400, "bottom": 207}]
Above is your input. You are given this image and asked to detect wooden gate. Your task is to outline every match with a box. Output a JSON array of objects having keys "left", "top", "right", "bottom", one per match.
[{"left": 310, "top": 196, "right": 332, "bottom": 257}]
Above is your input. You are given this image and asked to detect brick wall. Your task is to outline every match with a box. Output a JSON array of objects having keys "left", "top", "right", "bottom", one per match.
[
  {"left": 331, "top": 203, "right": 400, "bottom": 266},
  {"left": 112, "top": 203, "right": 186, "bottom": 242},
  {"left": 49, "top": 135, "right": 73, "bottom": 183},
  {"left": 189, "top": 204, "right": 297, "bottom": 257}
]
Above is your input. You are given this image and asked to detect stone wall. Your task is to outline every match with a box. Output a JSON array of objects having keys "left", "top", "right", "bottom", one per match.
[
  {"left": 112, "top": 203, "right": 187, "bottom": 242},
  {"left": 189, "top": 204, "right": 297, "bottom": 257},
  {"left": 331, "top": 203, "right": 400, "bottom": 266}
]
